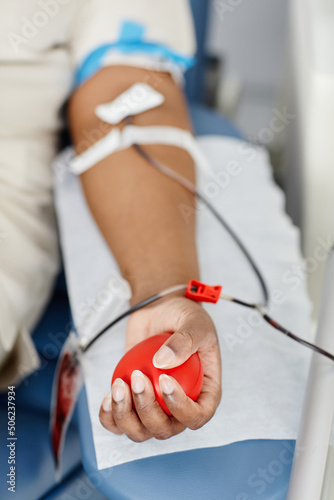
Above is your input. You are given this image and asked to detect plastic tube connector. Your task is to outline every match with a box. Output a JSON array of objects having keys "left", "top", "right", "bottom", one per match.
[{"left": 185, "top": 280, "right": 222, "bottom": 303}]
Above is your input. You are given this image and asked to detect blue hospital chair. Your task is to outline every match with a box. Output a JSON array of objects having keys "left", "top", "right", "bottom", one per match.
[{"left": 0, "top": 2, "right": 293, "bottom": 498}]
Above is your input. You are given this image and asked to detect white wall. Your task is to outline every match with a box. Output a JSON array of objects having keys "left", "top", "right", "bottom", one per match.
[{"left": 207, "top": 0, "right": 289, "bottom": 138}]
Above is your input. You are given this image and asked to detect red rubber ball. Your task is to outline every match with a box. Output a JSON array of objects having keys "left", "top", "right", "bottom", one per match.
[{"left": 112, "top": 332, "right": 203, "bottom": 415}]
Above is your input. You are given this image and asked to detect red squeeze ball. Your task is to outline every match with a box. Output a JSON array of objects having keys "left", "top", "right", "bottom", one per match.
[{"left": 111, "top": 332, "right": 203, "bottom": 415}]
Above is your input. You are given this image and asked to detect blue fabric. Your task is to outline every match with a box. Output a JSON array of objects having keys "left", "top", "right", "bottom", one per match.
[
  {"left": 78, "top": 387, "right": 294, "bottom": 500},
  {"left": 0, "top": 277, "right": 83, "bottom": 500},
  {"left": 185, "top": 0, "right": 210, "bottom": 103},
  {"left": 189, "top": 103, "right": 244, "bottom": 139},
  {"left": 0, "top": 406, "right": 81, "bottom": 500},
  {"left": 75, "top": 20, "right": 195, "bottom": 88},
  {"left": 44, "top": 466, "right": 108, "bottom": 500},
  {"left": 0, "top": 288, "right": 72, "bottom": 415}
]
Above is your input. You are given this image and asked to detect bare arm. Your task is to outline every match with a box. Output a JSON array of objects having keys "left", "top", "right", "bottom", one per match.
[
  {"left": 69, "top": 66, "right": 198, "bottom": 304},
  {"left": 68, "top": 66, "right": 221, "bottom": 441}
]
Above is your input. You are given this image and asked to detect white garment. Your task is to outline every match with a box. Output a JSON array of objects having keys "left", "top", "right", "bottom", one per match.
[{"left": 0, "top": 0, "right": 195, "bottom": 387}]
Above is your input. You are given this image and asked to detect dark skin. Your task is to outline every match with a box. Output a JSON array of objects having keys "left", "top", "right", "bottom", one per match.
[{"left": 68, "top": 66, "right": 222, "bottom": 442}]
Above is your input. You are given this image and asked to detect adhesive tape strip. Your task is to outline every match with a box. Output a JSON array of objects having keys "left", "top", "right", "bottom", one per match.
[
  {"left": 70, "top": 125, "right": 212, "bottom": 176},
  {"left": 95, "top": 83, "right": 164, "bottom": 125}
]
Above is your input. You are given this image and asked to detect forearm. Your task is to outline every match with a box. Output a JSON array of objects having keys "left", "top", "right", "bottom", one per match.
[{"left": 69, "top": 66, "right": 199, "bottom": 304}]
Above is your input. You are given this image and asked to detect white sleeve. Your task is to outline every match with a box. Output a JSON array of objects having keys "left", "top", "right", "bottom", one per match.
[{"left": 70, "top": 0, "right": 196, "bottom": 86}]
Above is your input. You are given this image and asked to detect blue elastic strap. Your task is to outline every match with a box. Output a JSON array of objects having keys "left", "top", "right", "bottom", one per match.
[{"left": 74, "top": 20, "right": 195, "bottom": 87}]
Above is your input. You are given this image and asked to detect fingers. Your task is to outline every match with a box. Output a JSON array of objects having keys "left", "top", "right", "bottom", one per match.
[
  {"left": 99, "top": 378, "right": 152, "bottom": 441},
  {"left": 102, "top": 297, "right": 222, "bottom": 441},
  {"left": 159, "top": 373, "right": 221, "bottom": 430},
  {"left": 111, "top": 378, "right": 153, "bottom": 442},
  {"left": 131, "top": 370, "right": 186, "bottom": 440},
  {"left": 153, "top": 309, "right": 216, "bottom": 369},
  {"left": 99, "top": 391, "right": 122, "bottom": 434},
  {"left": 100, "top": 368, "right": 221, "bottom": 440},
  {"left": 99, "top": 373, "right": 186, "bottom": 442}
]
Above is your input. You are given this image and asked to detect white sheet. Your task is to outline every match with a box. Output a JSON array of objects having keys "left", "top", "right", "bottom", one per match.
[{"left": 54, "top": 136, "right": 312, "bottom": 470}]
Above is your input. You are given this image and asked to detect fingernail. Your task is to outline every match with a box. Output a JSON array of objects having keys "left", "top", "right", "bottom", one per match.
[
  {"left": 112, "top": 378, "right": 125, "bottom": 402},
  {"left": 102, "top": 391, "right": 112, "bottom": 412},
  {"left": 153, "top": 345, "right": 175, "bottom": 368},
  {"left": 159, "top": 374, "right": 175, "bottom": 395},
  {"left": 131, "top": 370, "right": 145, "bottom": 394}
]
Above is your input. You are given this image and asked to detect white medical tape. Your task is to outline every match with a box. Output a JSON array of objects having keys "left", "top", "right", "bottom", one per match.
[
  {"left": 70, "top": 125, "right": 212, "bottom": 176},
  {"left": 95, "top": 83, "right": 165, "bottom": 125}
]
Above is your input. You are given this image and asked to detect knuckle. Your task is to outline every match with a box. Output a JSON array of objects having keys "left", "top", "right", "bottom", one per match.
[
  {"left": 129, "top": 433, "right": 150, "bottom": 443},
  {"left": 209, "top": 385, "right": 222, "bottom": 411},
  {"left": 112, "top": 405, "right": 129, "bottom": 421},
  {"left": 154, "top": 428, "right": 173, "bottom": 441},
  {"left": 164, "top": 391, "right": 188, "bottom": 413},
  {"left": 188, "top": 414, "right": 206, "bottom": 431},
  {"left": 99, "top": 410, "right": 110, "bottom": 426},
  {"left": 134, "top": 399, "right": 152, "bottom": 414},
  {"left": 176, "top": 329, "right": 195, "bottom": 352},
  {"left": 99, "top": 416, "right": 116, "bottom": 433}
]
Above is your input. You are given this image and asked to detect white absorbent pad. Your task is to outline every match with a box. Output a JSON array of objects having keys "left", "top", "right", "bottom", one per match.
[{"left": 54, "top": 135, "right": 312, "bottom": 470}]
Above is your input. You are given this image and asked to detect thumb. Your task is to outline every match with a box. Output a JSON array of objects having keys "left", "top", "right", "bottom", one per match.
[{"left": 153, "top": 327, "right": 201, "bottom": 369}]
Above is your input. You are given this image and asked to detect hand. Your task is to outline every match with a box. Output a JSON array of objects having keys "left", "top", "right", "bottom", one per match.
[{"left": 99, "top": 294, "right": 222, "bottom": 442}]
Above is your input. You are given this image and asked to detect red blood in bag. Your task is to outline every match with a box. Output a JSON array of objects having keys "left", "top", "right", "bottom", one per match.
[
  {"left": 52, "top": 351, "right": 81, "bottom": 468},
  {"left": 112, "top": 333, "right": 203, "bottom": 415},
  {"left": 51, "top": 332, "right": 83, "bottom": 473}
]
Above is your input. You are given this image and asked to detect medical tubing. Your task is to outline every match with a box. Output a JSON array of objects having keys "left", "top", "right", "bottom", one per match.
[
  {"left": 131, "top": 141, "right": 334, "bottom": 362},
  {"left": 81, "top": 294, "right": 163, "bottom": 352},
  {"left": 80, "top": 127, "right": 334, "bottom": 362},
  {"left": 82, "top": 283, "right": 334, "bottom": 361},
  {"left": 261, "top": 313, "right": 334, "bottom": 361},
  {"left": 81, "top": 284, "right": 187, "bottom": 352},
  {"left": 132, "top": 142, "right": 269, "bottom": 305},
  {"left": 219, "top": 294, "right": 334, "bottom": 362}
]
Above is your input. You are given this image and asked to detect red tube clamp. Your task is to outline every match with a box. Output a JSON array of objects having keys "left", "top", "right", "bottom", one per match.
[{"left": 185, "top": 280, "right": 222, "bottom": 303}]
